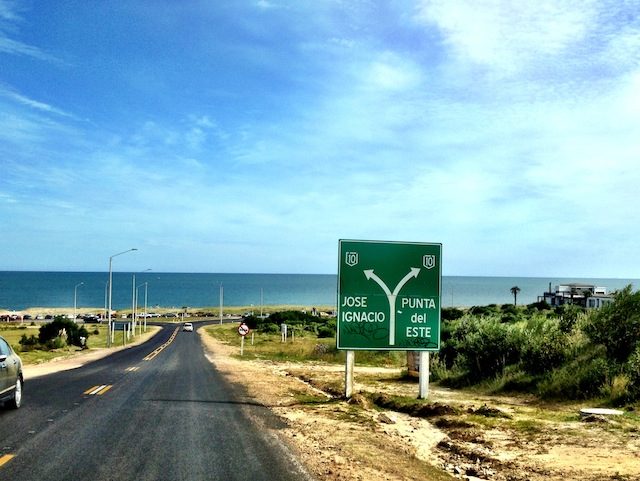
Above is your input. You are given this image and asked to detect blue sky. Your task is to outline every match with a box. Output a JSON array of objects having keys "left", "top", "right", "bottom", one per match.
[{"left": 1, "top": 0, "right": 639, "bottom": 277}]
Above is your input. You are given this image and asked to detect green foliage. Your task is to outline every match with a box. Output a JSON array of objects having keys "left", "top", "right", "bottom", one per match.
[
  {"left": 584, "top": 285, "right": 640, "bottom": 363},
  {"left": 453, "top": 316, "right": 520, "bottom": 381},
  {"left": 18, "top": 334, "right": 39, "bottom": 351},
  {"left": 441, "top": 307, "right": 464, "bottom": 321},
  {"left": 38, "top": 315, "right": 90, "bottom": 348},
  {"left": 468, "top": 305, "right": 498, "bottom": 317},
  {"left": 626, "top": 345, "right": 640, "bottom": 400},
  {"left": 250, "top": 311, "right": 336, "bottom": 338},
  {"left": 520, "top": 318, "right": 568, "bottom": 375},
  {"left": 268, "top": 310, "right": 319, "bottom": 325},
  {"left": 317, "top": 325, "right": 335, "bottom": 338},
  {"left": 527, "top": 300, "right": 550, "bottom": 312},
  {"left": 537, "top": 351, "right": 609, "bottom": 399},
  {"left": 558, "top": 304, "right": 584, "bottom": 333}
]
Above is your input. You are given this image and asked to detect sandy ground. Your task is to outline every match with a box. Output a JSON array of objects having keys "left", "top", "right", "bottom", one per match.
[{"left": 199, "top": 332, "right": 640, "bottom": 481}]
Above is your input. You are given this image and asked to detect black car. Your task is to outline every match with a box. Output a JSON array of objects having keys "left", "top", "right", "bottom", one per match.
[{"left": 0, "top": 335, "right": 23, "bottom": 409}]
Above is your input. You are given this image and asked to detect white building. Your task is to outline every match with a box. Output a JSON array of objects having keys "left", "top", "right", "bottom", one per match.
[{"left": 539, "top": 283, "right": 613, "bottom": 309}]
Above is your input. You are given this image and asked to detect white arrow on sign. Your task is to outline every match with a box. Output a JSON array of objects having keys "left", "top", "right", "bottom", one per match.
[{"left": 364, "top": 267, "right": 420, "bottom": 345}]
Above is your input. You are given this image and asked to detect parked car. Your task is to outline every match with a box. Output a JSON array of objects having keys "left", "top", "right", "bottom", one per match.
[
  {"left": 0, "top": 335, "right": 23, "bottom": 409},
  {"left": 182, "top": 322, "right": 194, "bottom": 332}
]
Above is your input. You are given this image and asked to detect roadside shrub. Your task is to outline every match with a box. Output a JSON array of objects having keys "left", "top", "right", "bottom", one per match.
[
  {"left": 437, "top": 320, "right": 458, "bottom": 369},
  {"left": 583, "top": 285, "right": 640, "bottom": 362},
  {"left": 538, "top": 350, "right": 609, "bottom": 399},
  {"left": 527, "top": 300, "right": 550, "bottom": 312},
  {"left": 520, "top": 318, "right": 568, "bottom": 375},
  {"left": 19, "top": 334, "right": 39, "bottom": 351},
  {"left": 500, "top": 312, "right": 519, "bottom": 323},
  {"left": 454, "top": 316, "right": 520, "bottom": 381},
  {"left": 625, "top": 345, "right": 640, "bottom": 400},
  {"left": 468, "top": 305, "right": 496, "bottom": 317},
  {"left": 46, "top": 336, "right": 67, "bottom": 350},
  {"left": 38, "top": 316, "right": 90, "bottom": 348},
  {"left": 317, "top": 325, "right": 335, "bottom": 338},
  {"left": 442, "top": 307, "right": 464, "bottom": 321},
  {"left": 558, "top": 304, "right": 584, "bottom": 333},
  {"left": 260, "top": 322, "right": 280, "bottom": 334}
]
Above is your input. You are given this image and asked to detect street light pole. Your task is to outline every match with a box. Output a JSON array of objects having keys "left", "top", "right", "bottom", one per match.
[
  {"left": 133, "top": 269, "right": 151, "bottom": 336},
  {"left": 74, "top": 282, "right": 84, "bottom": 323},
  {"left": 108, "top": 248, "right": 137, "bottom": 347},
  {"left": 137, "top": 282, "right": 148, "bottom": 334}
]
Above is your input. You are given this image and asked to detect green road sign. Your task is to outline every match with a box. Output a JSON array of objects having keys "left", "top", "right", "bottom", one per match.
[{"left": 337, "top": 239, "right": 442, "bottom": 351}]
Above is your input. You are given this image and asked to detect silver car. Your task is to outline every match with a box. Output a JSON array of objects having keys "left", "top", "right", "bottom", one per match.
[{"left": 0, "top": 335, "right": 23, "bottom": 409}]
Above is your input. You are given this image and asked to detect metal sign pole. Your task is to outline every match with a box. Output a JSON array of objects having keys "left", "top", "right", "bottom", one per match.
[
  {"left": 345, "top": 350, "right": 355, "bottom": 398},
  {"left": 418, "top": 352, "right": 429, "bottom": 399}
]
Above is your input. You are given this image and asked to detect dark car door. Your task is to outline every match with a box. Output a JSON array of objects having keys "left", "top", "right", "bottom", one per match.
[{"left": 0, "top": 337, "right": 18, "bottom": 397}]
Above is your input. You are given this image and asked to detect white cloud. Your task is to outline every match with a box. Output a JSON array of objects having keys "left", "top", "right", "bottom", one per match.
[
  {"left": 366, "top": 53, "right": 423, "bottom": 91},
  {"left": 415, "top": 0, "right": 610, "bottom": 77},
  {"left": 0, "top": 1, "right": 60, "bottom": 63},
  {"left": 0, "top": 85, "right": 77, "bottom": 118}
]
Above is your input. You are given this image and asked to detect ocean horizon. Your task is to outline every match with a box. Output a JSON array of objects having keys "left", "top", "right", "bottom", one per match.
[{"left": 1, "top": 271, "right": 638, "bottom": 312}]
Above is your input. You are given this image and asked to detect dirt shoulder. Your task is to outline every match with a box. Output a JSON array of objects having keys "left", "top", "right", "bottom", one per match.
[{"left": 199, "top": 332, "right": 640, "bottom": 481}]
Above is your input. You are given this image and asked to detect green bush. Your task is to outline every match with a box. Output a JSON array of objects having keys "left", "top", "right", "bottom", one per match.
[
  {"left": 442, "top": 307, "right": 464, "bottom": 321},
  {"left": 38, "top": 316, "right": 90, "bottom": 348},
  {"left": 317, "top": 325, "right": 335, "bottom": 338},
  {"left": 260, "top": 322, "right": 280, "bottom": 334},
  {"left": 453, "top": 316, "right": 520, "bottom": 381},
  {"left": 626, "top": 345, "right": 640, "bottom": 400},
  {"left": 558, "top": 304, "right": 584, "bottom": 333},
  {"left": 538, "top": 350, "right": 609, "bottom": 399},
  {"left": 19, "top": 334, "right": 39, "bottom": 351},
  {"left": 584, "top": 285, "right": 640, "bottom": 362},
  {"left": 520, "top": 318, "right": 568, "bottom": 375}
]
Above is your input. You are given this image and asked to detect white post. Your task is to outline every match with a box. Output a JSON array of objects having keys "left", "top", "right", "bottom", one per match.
[
  {"left": 219, "top": 284, "right": 223, "bottom": 325},
  {"left": 74, "top": 282, "right": 83, "bottom": 323},
  {"left": 103, "top": 282, "right": 108, "bottom": 322},
  {"left": 345, "top": 350, "right": 355, "bottom": 398},
  {"left": 131, "top": 274, "right": 136, "bottom": 336},
  {"left": 240, "top": 335, "right": 245, "bottom": 356},
  {"left": 143, "top": 283, "right": 148, "bottom": 333},
  {"left": 251, "top": 331, "right": 254, "bottom": 346},
  {"left": 418, "top": 352, "right": 430, "bottom": 399}
]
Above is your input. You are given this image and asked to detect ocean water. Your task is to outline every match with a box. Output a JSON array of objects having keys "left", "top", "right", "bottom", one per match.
[{"left": 0, "top": 271, "right": 638, "bottom": 311}]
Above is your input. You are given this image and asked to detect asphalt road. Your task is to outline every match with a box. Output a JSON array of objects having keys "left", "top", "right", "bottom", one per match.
[{"left": 0, "top": 322, "right": 312, "bottom": 480}]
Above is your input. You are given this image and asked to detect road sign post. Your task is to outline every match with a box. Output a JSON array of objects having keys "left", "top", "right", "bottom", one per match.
[
  {"left": 337, "top": 240, "right": 442, "bottom": 398},
  {"left": 238, "top": 323, "right": 249, "bottom": 356}
]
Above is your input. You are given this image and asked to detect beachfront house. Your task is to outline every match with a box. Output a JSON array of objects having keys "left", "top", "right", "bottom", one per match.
[{"left": 538, "top": 283, "right": 613, "bottom": 309}]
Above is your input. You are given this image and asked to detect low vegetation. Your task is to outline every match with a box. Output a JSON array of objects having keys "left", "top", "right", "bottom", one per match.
[
  {"left": 210, "top": 286, "right": 640, "bottom": 407},
  {"left": 433, "top": 286, "right": 640, "bottom": 405}
]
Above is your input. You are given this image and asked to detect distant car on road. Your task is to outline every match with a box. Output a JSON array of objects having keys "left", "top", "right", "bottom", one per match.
[
  {"left": 182, "top": 322, "right": 194, "bottom": 332},
  {"left": 0, "top": 335, "right": 23, "bottom": 409}
]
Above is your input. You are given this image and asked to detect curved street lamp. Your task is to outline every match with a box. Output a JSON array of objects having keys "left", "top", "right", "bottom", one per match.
[{"left": 108, "top": 248, "right": 137, "bottom": 347}]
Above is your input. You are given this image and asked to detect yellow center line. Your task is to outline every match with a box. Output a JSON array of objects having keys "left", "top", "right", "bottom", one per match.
[
  {"left": 143, "top": 327, "right": 179, "bottom": 361},
  {"left": 84, "top": 384, "right": 113, "bottom": 395},
  {"left": 0, "top": 454, "right": 15, "bottom": 468},
  {"left": 96, "top": 385, "right": 112, "bottom": 395}
]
